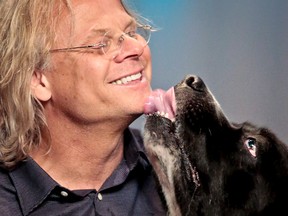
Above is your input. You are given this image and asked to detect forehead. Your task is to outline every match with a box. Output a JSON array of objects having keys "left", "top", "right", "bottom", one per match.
[
  {"left": 73, "top": 0, "right": 131, "bottom": 24},
  {"left": 56, "top": 0, "right": 134, "bottom": 43}
]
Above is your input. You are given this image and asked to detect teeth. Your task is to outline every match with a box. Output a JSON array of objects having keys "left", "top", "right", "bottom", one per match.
[
  {"left": 156, "top": 111, "right": 169, "bottom": 118},
  {"left": 112, "top": 72, "right": 142, "bottom": 85}
]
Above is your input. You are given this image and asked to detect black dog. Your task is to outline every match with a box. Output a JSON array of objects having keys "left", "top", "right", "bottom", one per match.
[{"left": 144, "top": 75, "right": 288, "bottom": 216}]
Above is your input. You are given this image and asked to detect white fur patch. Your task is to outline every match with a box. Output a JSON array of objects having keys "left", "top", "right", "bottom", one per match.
[{"left": 144, "top": 132, "right": 182, "bottom": 216}]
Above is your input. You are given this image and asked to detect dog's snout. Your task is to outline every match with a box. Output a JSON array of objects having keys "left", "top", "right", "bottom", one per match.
[{"left": 185, "top": 75, "right": 206, "bottom": 92}]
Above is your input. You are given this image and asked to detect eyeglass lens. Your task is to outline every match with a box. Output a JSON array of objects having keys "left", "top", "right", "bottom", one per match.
[{"left": 100, "top": 26, "right": 151, "bottom": 59}]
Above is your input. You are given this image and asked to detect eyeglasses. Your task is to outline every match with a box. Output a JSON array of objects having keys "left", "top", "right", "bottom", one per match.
[{"left": 50, "top": 25, "right": 154, "bottom": 59}]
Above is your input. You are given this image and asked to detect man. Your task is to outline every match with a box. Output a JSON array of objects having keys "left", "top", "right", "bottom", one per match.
[{"left": 0, "top": 0, "right": 166, "bottom": 215}]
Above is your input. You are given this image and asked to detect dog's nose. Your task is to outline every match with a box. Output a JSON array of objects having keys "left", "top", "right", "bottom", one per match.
[{"left": 185, "top": 75, "right": 206, "bottom": 92}]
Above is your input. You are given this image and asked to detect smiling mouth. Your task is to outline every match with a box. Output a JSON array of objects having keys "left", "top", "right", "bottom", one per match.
[{"left": 111, "top": 72, "right": 142, "bottom": 85}]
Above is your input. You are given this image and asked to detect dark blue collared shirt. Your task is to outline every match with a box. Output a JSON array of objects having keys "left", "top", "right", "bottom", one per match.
[{"left": 0, "top": 128, "right": 166, "bottom": 216}]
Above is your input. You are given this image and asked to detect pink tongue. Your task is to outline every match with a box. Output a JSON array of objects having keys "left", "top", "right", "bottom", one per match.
[{"left": 144, "top": 87, "right": 176, "bottom": 120}]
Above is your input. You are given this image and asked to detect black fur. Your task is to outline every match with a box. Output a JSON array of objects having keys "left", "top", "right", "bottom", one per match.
[{"left": 144, "top": 75, "right": 288, "bottom": 216}]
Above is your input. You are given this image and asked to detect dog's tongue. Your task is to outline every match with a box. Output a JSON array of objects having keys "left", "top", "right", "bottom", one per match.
[{"left": 144, "top": 87, "right": 176, "bottom": 121}]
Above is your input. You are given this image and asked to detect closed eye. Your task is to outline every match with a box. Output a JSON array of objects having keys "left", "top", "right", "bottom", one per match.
[
  {"left": 126, "top": 30, "right": 137, "bottom": 39},
  {"left": 244, "top": 138, "right": 257, "bottom": 158}
]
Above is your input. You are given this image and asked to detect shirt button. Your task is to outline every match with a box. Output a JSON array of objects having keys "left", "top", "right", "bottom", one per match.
[
  {"left": 60, "top": 191, "right": 69, "bottom": 197},
  {"left": 97, "top": 193, "right": 103, "bottom": 201}
]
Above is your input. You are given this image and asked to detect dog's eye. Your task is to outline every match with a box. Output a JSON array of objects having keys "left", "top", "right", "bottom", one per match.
[{"left": 244, "top": 138, "right": 257, "bottom": 157}]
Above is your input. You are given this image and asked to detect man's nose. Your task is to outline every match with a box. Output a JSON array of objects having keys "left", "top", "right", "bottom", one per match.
[{"left": 112, "top": 34, "right": 146, "bottom": 60}]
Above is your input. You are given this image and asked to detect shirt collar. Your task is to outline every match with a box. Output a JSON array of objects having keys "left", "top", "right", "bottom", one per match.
[
  {"left": 8, "top": 127, "right": 151, "bottom": 215},
  {"left": 99, "top": 128, "right": 152, "bottom": 190},
  {"left": 124, "top": 128, "right": 151, "bottom": 172},
  {"left": 9, "top": 157, "right": 58, "bottom": 215}
]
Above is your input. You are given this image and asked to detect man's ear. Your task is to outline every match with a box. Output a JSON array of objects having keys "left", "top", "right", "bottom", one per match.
[{"left": 31, "top": 71, "right": 52, "bottom": 101}]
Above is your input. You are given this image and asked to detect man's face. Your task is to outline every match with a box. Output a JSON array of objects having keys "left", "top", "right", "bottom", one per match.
[{"left": 46, "top": 0, "right": 152, "bottom": 125}]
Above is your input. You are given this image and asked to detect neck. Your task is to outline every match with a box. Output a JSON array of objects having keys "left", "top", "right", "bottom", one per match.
[{"left": 30, "top": 119, "right": 130, "bottom": 191}]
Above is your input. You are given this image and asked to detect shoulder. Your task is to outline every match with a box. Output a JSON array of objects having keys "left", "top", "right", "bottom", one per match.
[
  {"left": 0, "top": 166, "right": 13, "bottom": 187},
  {"left": 0, "top": 166, "right": 17, "bottom": 194},
  {"left": 0, "top": 167, "right": 21, "bottom": 213}
]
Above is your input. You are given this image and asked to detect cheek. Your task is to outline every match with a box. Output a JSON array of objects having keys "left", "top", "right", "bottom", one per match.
[
  {"left": 48, "top": 58, "right": 84, "bottom": 101},
  {"left": 49, "top": 73, "right": 75, "bottom": 103},
  {"left": 143, "top": 47, "right": 152, "bottom": 80}
]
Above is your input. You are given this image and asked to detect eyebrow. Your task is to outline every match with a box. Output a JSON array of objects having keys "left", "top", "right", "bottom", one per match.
[
  {"left": 124, "top": 19, "right": 137, "bottom": 30},
  {"left": 82, "top": 19, "right": 137, "bottom": 44},
  {"left": 83, "top": 29, "right": 107, "bottom": 44}
]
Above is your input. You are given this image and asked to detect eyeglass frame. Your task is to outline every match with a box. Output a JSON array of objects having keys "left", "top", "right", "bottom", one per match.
[{"left": 50, "top": 24, "right": 154, "bottom": 58}]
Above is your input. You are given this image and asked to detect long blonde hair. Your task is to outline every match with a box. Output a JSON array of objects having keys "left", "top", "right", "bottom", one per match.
[{"left": 0, "top": 0, "right": 72, "bottom": 169}]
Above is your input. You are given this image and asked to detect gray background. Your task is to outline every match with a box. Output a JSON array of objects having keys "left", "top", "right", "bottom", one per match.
[{"left": 129, "top": 0, "right": 288, "bottom": 143}]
